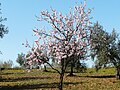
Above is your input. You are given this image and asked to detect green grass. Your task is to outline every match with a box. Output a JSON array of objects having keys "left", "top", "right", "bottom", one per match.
[{"left": 0, "top": 68, "right": 120, "bottom": 90}]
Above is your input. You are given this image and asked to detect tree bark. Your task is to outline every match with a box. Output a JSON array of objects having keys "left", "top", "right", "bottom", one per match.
[
  {"left": 43, "top": 65, "right": 48, "bottom": 72},
  {"left": 58, "top": 59, "right": 65, "bottom": 90},
  {"left": 116, "top": 67, "right": 120, "bottom": 79},
  {"left": 69, "top": 62, "right": 74, "bottom": 76},
  {"left": 68, "top": 59, "right": 75, "bottom": 76},
  {"left": 59, "top": 73, "right": 64, "bottom": 90}
]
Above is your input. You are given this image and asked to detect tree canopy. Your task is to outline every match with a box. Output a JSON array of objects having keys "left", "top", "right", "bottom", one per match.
[
  {"left": 0, "top": 3, "right": 8, "bottom": 39},
  {"left": 24, "top": 1, "right": 93, "bottom": 90},
  {"left": 90, "top": 22, "right": 120, "bottom": 79}
]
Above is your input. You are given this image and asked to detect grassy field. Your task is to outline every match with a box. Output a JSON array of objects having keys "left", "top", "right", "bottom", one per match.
[{"left": 0, "top": 68, "right": 120, "bottom": 90}]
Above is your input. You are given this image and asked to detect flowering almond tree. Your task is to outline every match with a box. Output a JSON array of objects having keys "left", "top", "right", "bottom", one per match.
[{"left": 25, "top": 1, "right": 92, "bottom": 90}]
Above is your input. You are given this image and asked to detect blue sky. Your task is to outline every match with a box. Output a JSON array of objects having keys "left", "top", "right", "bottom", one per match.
[{"left": 0, "top": 0, "right": 120, "bottom": 67}]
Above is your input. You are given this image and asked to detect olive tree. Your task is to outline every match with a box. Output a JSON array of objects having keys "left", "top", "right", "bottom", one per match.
[{"left": 90, "top": 22, "right": 120, "bottom": 79}]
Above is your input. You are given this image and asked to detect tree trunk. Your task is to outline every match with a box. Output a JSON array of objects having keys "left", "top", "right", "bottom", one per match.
[
  {"left": 58, "top": 59, "right": 65, "bottom": 90},
  {"left": 43, "top": 65, "right": 48, "bottom": 72},
  {"left": 68, "top": 60, "right": 75, "bottom": 76},
  {"left": 116, "top": 67, "right": 120, "bottom": 79},
  {"left": 69, "top": 62, "right": 74, "bottom": 76},
  {"left": 59, "top": 73, "right": 64, "bottom": 90}
]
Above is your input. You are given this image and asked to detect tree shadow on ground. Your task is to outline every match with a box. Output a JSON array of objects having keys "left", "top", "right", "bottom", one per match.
[
  {"left": 68, "top": 74, "right": 115, "bottom": 78},
  {"left": 79, "top": 75, "right": 115, "bottom": 78},
  {"left": 85, "top": 75, "right": 115, "bottom": 78},
  {"left": 0, "top": 72, "right": 25, "bottom": 75},
  {"left": 0, "top": 74, "right": 116, "bottom": 90},
  {"left": 0, "top": 83, "right": 58, "bottom": 90},
  {"left": 0, "top": 81, "right": 86, "bottom": 90},
  {"left": 0, "top": 76, "right": 52, "bottom": 82}
]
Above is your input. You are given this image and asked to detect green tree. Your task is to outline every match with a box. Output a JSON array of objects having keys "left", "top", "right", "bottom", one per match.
[
  {"left": 0, "top": 3, "right": 8, "bottom": 38},
  {"left": 66, "top": 54, "right": 87, "bottom": 76},
  {"left": 16, "top": 53, "right": 26, "bottom": 67},
  {"left": 74, "top": 60, "right": 87, "bottom": 73},
  {"left": 90, "top": 22, "right": 120, "bottom": 79},
  {"left": 0, "top": 3, "right": 8, "bottom": 55}
]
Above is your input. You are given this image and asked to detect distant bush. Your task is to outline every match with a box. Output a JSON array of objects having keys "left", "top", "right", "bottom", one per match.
[{"left": 0, "top": 60, "right": 13, "bottom": 69}]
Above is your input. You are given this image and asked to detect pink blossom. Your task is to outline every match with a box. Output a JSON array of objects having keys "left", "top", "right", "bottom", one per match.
[
  {"left": 83, "top": 33, "right": 87, "bottom": 37},
  {"left": 53, "top": 30, "right": 58, "bottom": 34},
  {"left": 68, "top": 53, "right": 73, "bottom": 57},
  {"left": 65, "top": 41, "right": 68, "bottom": 44},
  {"left": 28, "top": 60, "right": 32, "bottom": 65},
  {"left": 62, "top": 55, "right": 67, "bottom": 59},
  {"left": 65, "top": 46, "right": 69, "bottom": 50},
  {"left": 40, "top": 53, "right": 44, "bottom": 56},
  {"left": 60, "top": 12, "right": 63, "bottom": 19},
  {"left": 58, "top": 55, "right": 62, "bottom": 60}
]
